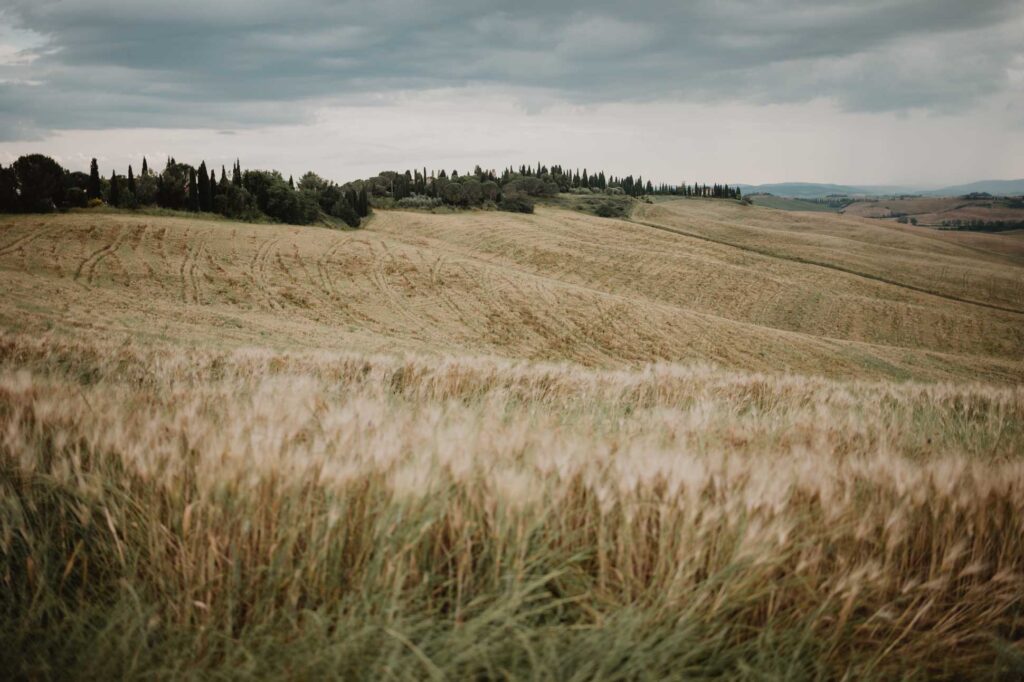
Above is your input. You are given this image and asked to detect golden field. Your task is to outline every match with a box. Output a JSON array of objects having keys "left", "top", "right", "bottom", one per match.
[{"left": 2, "top": 200, "right": 1023, "bottom": 679}]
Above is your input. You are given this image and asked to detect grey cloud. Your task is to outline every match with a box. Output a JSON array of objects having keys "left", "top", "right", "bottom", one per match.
[{"left": 0, "top": 0, "right": 1021, "bottom": 139}]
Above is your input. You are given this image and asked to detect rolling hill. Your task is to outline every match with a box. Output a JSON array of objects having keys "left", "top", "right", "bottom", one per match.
[
  {"left": 738, "top": 179, "right": 1024, "bottom": 198},
  {"left": 1, "top": 202, "right": 1022, "bottom": 382},
  {"left": 2, "top": 199, "right": 1023, "bottom": 679}
]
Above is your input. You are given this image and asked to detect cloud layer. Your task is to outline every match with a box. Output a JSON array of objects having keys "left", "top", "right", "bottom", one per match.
[{"left": 1, "top": 0, "right": 1022, "bottom": 140}]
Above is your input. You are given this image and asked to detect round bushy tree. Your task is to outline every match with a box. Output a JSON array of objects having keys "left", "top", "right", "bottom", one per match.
[{"left": 14, "top": 154, "right": 66, "bottom": 212}]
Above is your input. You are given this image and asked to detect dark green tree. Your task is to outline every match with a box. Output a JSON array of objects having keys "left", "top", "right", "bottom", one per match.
[
  {"left": 358, "top": 187, "right": 369, "bottom": 217},
  {"left": 141, "top": 157, "right": 149, "bottom": 177},
  {"left": 127, "top": 165, "right": 136, "bottom": 196},
  {"left": 14, "top": 154, "right": 66, "bottom": 212},
  {"left": 109, "top": 170, "right": 121, "bottom": 207},
  {"left": 88, "top": 158, "right": 102, "bottom": 200},
  {"left": 188, "top": 168, "right": 199, "bottom": 211},
  {"left": 0, "top": 164, "right": 19, "bottom": 212},
  {"left": 197, "top": 162, "right": 212, "bottom": 212},
  {"left": 156, "top": 159, "right": 191, "bottom": 206}
]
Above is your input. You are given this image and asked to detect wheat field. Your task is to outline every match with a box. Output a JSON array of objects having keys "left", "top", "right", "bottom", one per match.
[{"left": 2, "top": 201, "right": 1024, "bottom": 679}]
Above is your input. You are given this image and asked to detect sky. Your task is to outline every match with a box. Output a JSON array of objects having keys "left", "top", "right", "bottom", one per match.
[{"left": 0, "top": 0, "right": 1022, "bottom": 187}]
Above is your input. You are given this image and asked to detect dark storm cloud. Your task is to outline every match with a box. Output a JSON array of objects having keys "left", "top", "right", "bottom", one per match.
[{"left": 0, "top": 0, "right": 1020, "bottom": 139}]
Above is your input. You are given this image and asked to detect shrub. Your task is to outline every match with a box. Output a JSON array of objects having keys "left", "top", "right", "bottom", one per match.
[
  {"left": 65, "top": 187, "right": 88, "bottom": 208},
  {"left": 502, "top": 176, "right": 556, "bottom": 198},
  {"left": 442, "top": 182, "right": 466, "bottom": 206},
  {"left": 86, "top": 198, "right": 105, "bottom": 209},
  {"left": 396, "top": 195, "right": 443, "bottom": 210},
  {"left": 329, "top": 197, "right": 361, "bottom": 227},
  {"left": 461, "top": 178, "right": 483, "bottom": 205},
  {"left": 213, "top": 185, "right": 259, "bottom": 220},
  {"left": 594, "top": 200, "right": 628, "bottom": 218},
  {"left": 480, "top": 180, "right": 500, "bottom": 203},
  {"left": 498, "top": 192, "right": 534, "bottom": 214}
]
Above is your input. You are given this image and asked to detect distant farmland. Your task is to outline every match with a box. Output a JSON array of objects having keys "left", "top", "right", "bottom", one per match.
[{"left": 747, "top": 194, "right": 843, "bottom": 212}]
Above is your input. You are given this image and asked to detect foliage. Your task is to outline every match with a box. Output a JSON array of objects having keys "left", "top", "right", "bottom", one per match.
[
  {"left": 12, "top": 154, "right": 66, "bottom": 212},
  {"left": 133, "top": 174, "right": 158, "bottom": 206},
  {"left": 498, "top": 191, "right": 535, "bottom": 214},
  {"left": 157, "top": 161, "right": 191, "bottom": 211},
  {"left": 243, "top": 170, "right": 319, "bottom": 225},
  {"left": 0, "top": 165, "right": 18, "bottom": 212},
  {"left": 395, "top": 194, "right": 443, "bottom": 210},
  {"left": 212, "top": 184, "right": 260, "bottom": 220},
  {"left": 940, "top": 218, "right": 1024, "bottom": 232},
  {"left": 593, "top": 199, "right": 630, "bottom": 218}
]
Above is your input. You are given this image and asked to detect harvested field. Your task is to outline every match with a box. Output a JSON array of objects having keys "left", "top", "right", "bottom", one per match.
[{"left": 2, "top": 201, "right": 1023, "bottom": 679}]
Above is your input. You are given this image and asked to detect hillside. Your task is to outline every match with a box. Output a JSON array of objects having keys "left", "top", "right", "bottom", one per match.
[
  {"left": 841, "top": 196, "right": 1024, "bottom": 227},
  {"left": 737, "top": 179, "right": 1024, "bottom": 198},
  {"left": 746, "top": 194, "right": 842, "bottom": 212},
  {"left": 3, "top": 200, "right": 1024, "bottom": 679},
  {"left": 1, "top": 202, "right": 1022, "bottom": 382}
]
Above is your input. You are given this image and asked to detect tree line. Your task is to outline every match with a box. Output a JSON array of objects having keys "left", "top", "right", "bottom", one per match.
[
  {"left": 939, "top": 218, "right": 1024, "bottom": 233},
  {"left": 362, "top": 163, "right": 741, "bottom": 213},
  {"left": 0, "top": 154, "right": 370, "bottom": 227},
  {"left": 1, "top": 153, "right": 742, "bottom": 223}
]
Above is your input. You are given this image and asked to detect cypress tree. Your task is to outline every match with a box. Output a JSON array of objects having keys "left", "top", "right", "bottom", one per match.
[
  {"left": 232, "top": 160, "right": 242, "bottom": 187},
  {"left": 141, "top": 157, "right": 149, "bottom": 177},
  {"left": 127, "top": 165, "right": 136, "bottom": 196},
  {"left": 288, "top": 175, "right": 294, "bottom": 190},
  {"left": 88, "top": 158, "right": 101, "bottom": 200},
  {"left": 188, "top": 168, "right": 199, "bottom": 211},
  {"left": 198, "top": 162, "right": 211, "bottom": 212},
  {"left": 109, "top": 170, "right": 121, "bottom": 207},
  {"left": 358, "top": 187, "right": 369, "bottom": 217}
]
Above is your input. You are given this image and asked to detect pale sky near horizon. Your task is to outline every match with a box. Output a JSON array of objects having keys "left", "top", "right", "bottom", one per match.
[{"left": 1, "top": 0, "right": 1022, "bottom": 187}]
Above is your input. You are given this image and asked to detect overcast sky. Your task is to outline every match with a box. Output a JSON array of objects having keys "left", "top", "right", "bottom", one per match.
[{"left": 1, "top": 0, "right": 1022, "bottom": 186}]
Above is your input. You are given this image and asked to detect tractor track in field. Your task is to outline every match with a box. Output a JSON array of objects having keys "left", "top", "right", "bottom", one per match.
[
  {"left": 248, "top": 237, "right": 283, "bottom": 310},
  {"left": 369, "top": 241, "right": 433, "bottom": 333},
  {"left": 0, "top": 224, "right": 57, "bottom": 259},
  {"left": 179, "top": 238, "right": 207, "bottom": 304},
  {"left": 74, "top": 229, "right": 129, "bottom": 286},
  {"left": 314, "top": 237, "right": 351, "bottom": 298}
]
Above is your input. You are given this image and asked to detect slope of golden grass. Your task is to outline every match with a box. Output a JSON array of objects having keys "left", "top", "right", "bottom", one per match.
[
  {"left": 2, "top": 331, "right": 1023, "bottom": 678},
  {"left": 0, "top": 208, "right": 1022, "bottom": 383},
  {"left": 843, "top": 197, "right": 1024, "bottom": 227},
  {"left": 2, "top": 203, "right": 1024, "bottom": 678},
  {"left": 634, "top": 199, "right": 1024, "bottom": 308}
]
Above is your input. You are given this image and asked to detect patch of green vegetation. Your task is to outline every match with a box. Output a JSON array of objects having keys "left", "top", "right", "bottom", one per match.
[
  {"left": 749, "top": 195, "right": 842, "bottom": 213},
  {"left": 542, "top": 193, "right": 635, "bottom": 219}
]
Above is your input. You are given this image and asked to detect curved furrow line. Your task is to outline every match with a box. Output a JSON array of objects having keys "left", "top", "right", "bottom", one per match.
[
  {"left": 247, "top": 237, "right": 283, "bottom": 310},
  {"left": 368, "top": 242, "right": 432, "bottom": 333},
  {"left": 0, "top": 223, "right": 57, "bottom": 259},
  {"left": 74, "top": 229, "right": 129, "bottom": 286},
  {"left": 315, "top": 237, "right": 351, "bottom": 297}
]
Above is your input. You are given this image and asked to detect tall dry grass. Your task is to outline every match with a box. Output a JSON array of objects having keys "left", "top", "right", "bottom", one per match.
[{"left": 2, "top": 331, "right": 1023, "bottom": 679}]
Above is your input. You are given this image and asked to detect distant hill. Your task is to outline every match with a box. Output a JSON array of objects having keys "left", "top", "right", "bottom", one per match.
[
  {"left": 738, "top": 180, "right": 1024, "bottom": 199},
  {"left": 737, "top": 182, "right": 872, "bottom": 197},
  {"left": 923, "top": 179, "right": 1024, "bottom": 197}
]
